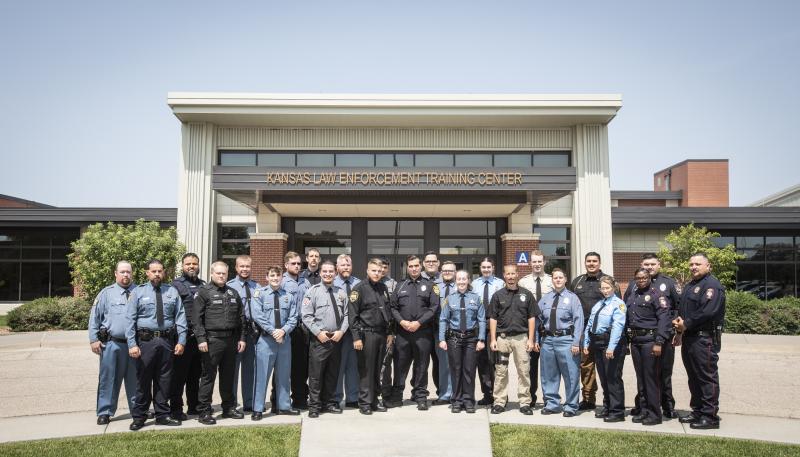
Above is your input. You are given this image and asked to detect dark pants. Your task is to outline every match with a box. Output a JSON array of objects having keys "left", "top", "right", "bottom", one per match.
[
  {"left": 170, "top": 333, "right": 201, "bottom": 414},
  {"left": 446, "top": 335, "right": 478, "bottom": 408},
  {"left": 660, "top": 340, "right": 676, "bottom": 411},
  {"left": 392, "top": 328, "right": 433, "bottom": 402},
  {"left": 528, "top": 350, "right": 539, "bottom": 404},
  {"left": 592, "top": 341, "right": 626, "bottom": 418},
  {"left": 132, "top": 336, "right": 174, "bottom": 419},
  {"left": 357, "top": 331, "right": 387, "bottom": 408},
  {"left": 682, "top": 335, "right": 720, "bottom": 421},
  {"left": 430, "top": 335, "right": 440, "bottom": 396},
  {"left": 308, "top": 339, "right": 342, "bottom": 412},
  {"left": 289, "top": 327, "right": 310, "bottom": 407},
  {"left": 198, "top": 335, "right": 238, "bottom": 414},
  {"left": 476, "top": 344, "right": 495, "bottom": 401},
  {"left": 380, "top": 339, "right": 394, "bottom": 400},
  {"left": 630, "top": 336, "right": 662, "bottom": 421}
]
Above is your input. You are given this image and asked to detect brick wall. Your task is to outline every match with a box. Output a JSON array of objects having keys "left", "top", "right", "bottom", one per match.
[
  {"left": 613, "top": 252, "right": 645, "bottom": 295},
  {"left": 501, "top": 236, "right": 540, "bottom": 277},
  {"left": 249, "top": 236, "right": 287, "bottom": 284}
]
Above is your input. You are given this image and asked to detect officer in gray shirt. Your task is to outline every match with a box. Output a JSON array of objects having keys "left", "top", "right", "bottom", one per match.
[{"left": 302, "top": 260, "right": 349, "bottom": 418}]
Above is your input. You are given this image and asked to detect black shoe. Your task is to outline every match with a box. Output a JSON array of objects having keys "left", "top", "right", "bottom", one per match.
[
  {"left": 278, "top": 408, "right": 301, "bottom": 416},
  {"left": 170, "top": 412, "right": 188, "bottom": 421},
  {"left": 491, "top": 405, "right": 505, "bottom": 414},
  {"left": 433, "top": 399, "right": 450, "bottom": 406},
  {"left": 690, "top": 417, "right": 720, "bottom": 430},
  {"left": 345, "top": 401, "right": 359, "bottom": 408},
  {"left": 595, "top": 408, "right": 608, "bottom": 418},
  {"left": 477, "top": 397, "right": 493, "bottom": 406},
  {"left": 325, "top": 405, "right": 343, "bottom": 414},
  {"left": 186, "top": 408, "right": 200, "bottom": 415},
  {"left": 520, "top": 406, "right": 533, "bottom": 415},
  {"left": 372, "top": 403, "right": 387, "bottom": 412},
  {"left": 147, "top": 411, "right": 155, "bottom": 419},
  {"left": 540, "top": 408, "right": 558, "bottom": 415},
  {"left": 465, "top": 406, "right": 476, "bottom": 414},
  {"left": 563, "top": 411, "right": 576, "bottom": 417},
  {"left": 662, "top": 409, "right": 678, "bottom": 419},
  {"left": 384, "top": 399, "right": 402, "bottom": 408},
  {"left": 578, "top": 401, "right": 596, "bottom": 411},
  {"left": 359, "top": 406, "right": 372, "bottom": 415},
  {"left": 629, "top": 408, "right": 641, "bottom": 416},
  {"left": 604, "top": 416, "right": 625, "bottom": 423},
  {"left": 129, "top": 419, "right": 146, "bottom": 431},
  {"left": 198, "top": 414, "right": 216, "bottom": 425},
  {"left": 642, "top": 417, "right": 662, "bottom": 426},
  {"left": 417, "top": 401, "right": 429, "bottom": 411},
  {"left": 679, "top": 414, "right": 700, "bottom": 424},
  {"left": 222, "top": 408, "right": 244, "bottom": 419},
  {"left": 308, "top": 410, "right": 320, "bottom": 418},
  {"left": 251, "top": 412, "right": 263, "bottom": 421},
  {"left": 155, "top": 417, "right": 181, "bottom": 426},
  {"left": 451, "top": 404, "right": 463, "bottom": 413},
  {"left": 243, "top": 407, "right": 253, "bottom": 413},
  {"left": 97, "top": 415, "right": 110, "bottom": 425},
  {"left": 631, "top": 415, "right": 644, "bottom": 423},
  {"left": 291, "top": 403, "right": 308, "bottom": 410}
]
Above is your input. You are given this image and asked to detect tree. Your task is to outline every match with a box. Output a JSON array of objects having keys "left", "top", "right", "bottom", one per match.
[
  {"left": 656, "top": 223, "right": 744, "bottom": 289},
  {"left": 68, "top": 220, "right": 186, "bottom": 300}
]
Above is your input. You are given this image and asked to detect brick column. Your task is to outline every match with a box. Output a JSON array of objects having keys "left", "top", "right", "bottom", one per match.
[
  {"left": 500, "top": 233, "right": 541, "bottom": 277},
  {"left": 249, "top": 233, "right": 288, "bottom": 284},
  {"left": 613, "top": 252, "right": 645, "bottom": 296}
]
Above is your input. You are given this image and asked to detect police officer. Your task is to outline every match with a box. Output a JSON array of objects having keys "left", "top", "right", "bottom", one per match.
[
  {"left": 170, "top": 253, "right": 205, "bottom": 420},
  {"left": 252, "top": 266, "right": 300, "bottom": 420},
  {"left": 389, "top": 254, "right": 439, "bottom": 410},
  {"left": 626, "top": 267, "right": 671, "bottom": 426},
  {"left": 226, "top": 255, "right": 260, "bottom": 412},
  {"left": 126, "top": 259, "right": 187, "bottom": 431},
  {"left": 300, "top": 248, "right": 322, "bottom": 285},
  {"left": 673, "top": 253, "right": 726, "bottom": 430},
  {"left": 488, "top": 265, "right": 537, "bottom": 415},
  {"left": 333, "top": 254, "right": 361, "bottom": 408},
  {"left": 421, "top": 251, "right": 445, "bottom": 401},
  {"left": 89, "top": 260, "right": 138, "bottom": 425},
  {"left": 435, "top": 260, "right": 457, "bottom": 405},
  {"left": 471, "top": 257, "right": 504, "bottom": 406},
  {"left": 569, "top": 252, "right": 608, "bottom": 411},
  {"left": 583, "top": 275, "right": 626, "bottom": 422},
  {"left": 439, "top": 270, "right": 485, "bottom": 413},
  {"left": 194, "top": 261, "right": 247, "bottom": 425},
  {"left": 518, "top": 250, "right": 553, "bottom": 407},
  {"left": 302, "top": 261, "right": 349, "bottom": 418},
  {"left": 537, "top": 268, "right": 583, "bottom": 417},
  {"left": 281, "top": 251, "right": 311, "bottom": 410},
  {"left": 349, "top": 258, "right": 393, "bottom": 415},
  {"left": 378, "top": 257, "right": 396, "bottom": 404}
]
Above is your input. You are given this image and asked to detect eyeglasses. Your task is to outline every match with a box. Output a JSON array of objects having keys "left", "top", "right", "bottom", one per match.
[
  {"left": 441, "top": 270, "right": 456, "bottom": 273},
  {"left": 423, "top": 260, "right": 439, "bottom": 263},
  {"left": 288, "top": 262, "right": 301, "bottom": 265}
]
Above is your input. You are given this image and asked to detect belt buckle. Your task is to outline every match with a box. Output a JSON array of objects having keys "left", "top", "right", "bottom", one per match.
[
  {"left": 499, "top": 332, "right": 507, "bottom": 338},
  {"left": 153, "top": 330, "right": 162, "bottom": 338}
]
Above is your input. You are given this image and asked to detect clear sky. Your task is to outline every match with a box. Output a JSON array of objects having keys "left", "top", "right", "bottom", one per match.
[{"left": 1, "top": 0, "right": 798, "bottom": 207}]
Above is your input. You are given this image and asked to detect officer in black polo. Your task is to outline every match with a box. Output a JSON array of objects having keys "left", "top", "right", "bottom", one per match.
[
  {"left": 673, "top": 253, "right": 726, "bottom": 430},
  {"left": 300, "top": 248, "right": 322, "bottom": 285},
  {"left": 193, "top": 261, "right": 247, "bottom": 425},
  {"left": 170, "top": 253, "right": 205, "bottom": 420},
  {"left": 389, "top": 254, "right": 439, "bottom": 410}
]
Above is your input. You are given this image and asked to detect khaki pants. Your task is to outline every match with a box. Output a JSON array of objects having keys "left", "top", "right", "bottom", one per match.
[
  {"left": 580, "top": 351, "right": 597, "bottom": 403},
  {"left": 493, "top": 333, "right": 532, "bottom": 407}
]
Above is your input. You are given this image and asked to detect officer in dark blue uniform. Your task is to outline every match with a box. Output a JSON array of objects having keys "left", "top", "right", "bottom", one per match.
[
  {"left": 169, "top": 253, "right": 205, "bottom": 420},
  {"left": 126, "top": 259, "right": 187, "bottom": 431},
  {"left": 625, "top": 268, "right": 671, "bottom": 426},
  {"left": 673, "top": 253, "right": 726, "bottom": 430}
]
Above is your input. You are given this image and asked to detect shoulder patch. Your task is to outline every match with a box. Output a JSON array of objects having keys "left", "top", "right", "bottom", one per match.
[
  {"left": 659, "top": 296, "right": 668, "bottom": 308},
  {"left": 619, "top": 303, "right": 626, "bottom": 313},
  {"left": 520, "top": 294, "right": 526, "bottom": 302},
  {"left": 303, "top": 296, "right": 311, "bottom": 305},
  {"left": 349, "top": 290, "right": 359, "bottom": 303},
  {"left": 253, "top": 289, "right": 260, "bottom": 298},
  {"left": 432, "top": 284, "right": 440, "bottom": 295},
  {"left": 706, "top": 288, "right": 714, "bottom": 299},
  {"left": 694, "top": 286, "right": 701, "bottom": 294},
  {"left": 659, "top": 283, "right": 667, "bottom": 292}
]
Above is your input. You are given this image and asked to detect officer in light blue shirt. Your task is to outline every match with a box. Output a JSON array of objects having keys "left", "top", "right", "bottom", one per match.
[
  {"left": 88, "top": 260, "right": 137, "bottom": 425},
  {"left": 583, "top": 275, "right": 627, "bottom": 422},
  {"left": 434, "top": 261, "right": 458, "bottom": 404},
  {"left": 251, "top": 265, "right": 300, "bottom": 420},
  {"left": 126, "top": 259, "right": 187, "bottom": 431},
  {"left": 333, "top": 254, "right": 362, "bottom": 407},
  {"left": 536, "top": 267, "right": 583, "bottom": 416},
  {"left": 226, "top": 255, "right": 261, "bottom": 412},
  {"left": 470, "top": 257, "right": 505, "bottom": 405}
]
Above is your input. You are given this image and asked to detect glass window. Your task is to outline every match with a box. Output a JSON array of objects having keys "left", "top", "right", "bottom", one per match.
[
  {"left": 21, "top": 262, "right": 50, "bottom": 301},
  {"left": 375, "top": 154, "right": 394, "bottom": 167},
  {"left": 258, "top": 153, "right": 295, "bottom": 167},
  {"left": 296, "top": 239, "right": 351, "bottom": 255},
  {"left": 50, "top": 263, "right": 72, "bottom": 297},
  {"left": 440, "top": 221, "right": 494, "bottom": 237},
  {"left": 368, "top": 220, "right": 423, "bottom": 236},
  {"left": 712, "top": 236, "right": 735, "bottom": 249},
  {"left": 415, "top": 154, "right": 453, "bottom": 167},
  {"left": 395, "top": 154, "right": 414, "bottom": 167},
  {"left": 336, "top": 153, "right": 374, "bottom": 167},
  {"left": 439, "top": 239, "right": 489, "bottom": 255},
  {"left": 536, "top": 227, "right": 570, "bottom": 241},
  {"left": 737, "top": 237, "right": 764, "bottom": 249},
  {"left": 367, "top": 239, "right": 423, "bottom": 254},
  {"left": 297, "top": 153, "right": 334, "bottom": 167},
  {"left": 533, "top": 153, "right": 570, "bottom": 167},
  {"left": 295, "top": 220, "right": 351, "bottom": 237},
  {"left": 766, "top": 237, "right": 794, "bottom": 261},
  {"left": 219, "top": 152, "right": 256, "bottom": 166},
  {"left": 220, "top": 226, "right": 253, "bottom": 241},
  {"left": 494, "top": 153, "right": 532, "bottom": 167},
  {"left": 736, "top": 263, "right": 765, "bottom": 297},
  {"left": 455, "top": 154, "right": 492, "bottom": 167},
  {"left": 540, "top": 242, "right": 569, "bottom": 258},
  {"left": 545, "top": 259, "right": 570, "bottom": 278},
  {"left": 766, "top": 263, "right": 796, "bottom": 299},
  {"left": 0, "top": 262, "right": 20, "bottom": 301}
]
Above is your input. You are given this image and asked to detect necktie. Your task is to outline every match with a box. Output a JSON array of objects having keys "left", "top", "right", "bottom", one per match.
[
  {"left": 535, "top": 277, "right": 542, "bottom": 302},
  {"left": 592, "top": 298, "right": 610, "bottom": 334},
  {"left": 549, "top": 292, "right": 560, "bottom": 333},
  {"left": 124, "top": 288, "right": 130, "bottom": 300},
  {"left": 445, "top": 283, "right": 451, "bottom": 299},
  {"left": 244, "top": 282, "right": 253, "bottom": 320},
  {"left": 329, "top": 287, "right": 343, "bottom": 329},
  {"left": 459, "top": 294, "right": 467, "bottom": 332},
  {"left": 273, "top": 291, "right": 282, "bottom": 329},
  {"left": 483, "top": 280, "right": 490, "bottom": 306},
  {"left": 155, "top": 285, "right": 164, "bottom": 328},
  {"left": 345, "top": 279, "right": 351, "bottom": 297}
]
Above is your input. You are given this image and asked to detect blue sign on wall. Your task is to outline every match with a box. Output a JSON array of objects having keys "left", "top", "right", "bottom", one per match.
[{"left": 515, "top": 251, "right": 529, "bottom": 265}]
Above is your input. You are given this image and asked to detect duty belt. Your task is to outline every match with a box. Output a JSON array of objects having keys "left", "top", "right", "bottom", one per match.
[
  {"left": 137, "top": 328, "right": 175, "bottom": 341},
  {"left": 447, "top": 328, "right": 478, "bottom": 339},
  {"left": 110, "top": 337, "right": 128, "bottom": 344},
  {"left": 589, "top": 332, "right": 610, "bottom": 342},
  {"left": 684, "top": 330, "right": 713, "bottom": 337},
  {"left": 498, "top": 331, "right": 525, "bottom": 338},
  {"left": 627, "top": 328, "right": 656, "bottom": 337},
  {"left": 360, "top": 326, "right": 387, "bottom": 334},
  {"left": 542, "top": 327, "right": 574, "bottom": 337},
  {"left": 206, "top": 330, "right": 235, "bottom": 338}
]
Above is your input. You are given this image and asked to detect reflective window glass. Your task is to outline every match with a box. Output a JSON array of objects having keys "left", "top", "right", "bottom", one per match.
[
  {"left": 0, "top": 262, "right": 20, "bottom": 300},
  {"left": 296, "top": 239, "right": 351, "bottom": 255},
  {"left": 494, "top": 154, "right": 532, "bottom": 167},
  {"left": 439, "top": 239, "right": 489, "bottom": 255},
  {"left": 766, "top": 263, "right": 796, "bottom": 299},
  {"left": 367, "top": 239, "right": 423, "bottom": 254},
  {"left": 533, "top": 153, "right": 570, "bottom": 167},
  {"left": 368, "top": 221, "right": 423, "bottom": 236},
  {"left": 440, "top": 221, "right": 492, "bottom": 236},
  {"left": 336, "top": 153, "right": 374, "bottom": 167},
  {"left": 51, "top": 263, "right": 72, "bottom": 297},
  {"left": 540, "top": 243, "right": 569, "bottom": 258},
  {"left": 536, "top": 227, "right": 570, "bottom": 241},
  {"left": 297, "top": 154, "right": 335, "bottom": 167},
  {"left": 737, "top": 237, "right": 764, "bottom": 249},
  {"left": 455, "top": 154, "right": 492, "bottom": 167},
  {"left": 21, "top": 262, "right": 50, "bottom": 300},
  {"left": 219, "top": 152, "right": 256, "bottom": 166},
  {"left": 258, "top": 153, "right": 295, "bottom": 167},
  {"left": 295, "top": 220, "right": 351, "bottom": 237},
  {"left": 415, "top": 154, "right": 453, "bottom": 167},
  {"left": 736, "top": 263, "right": 765, "bottom": 297},
  {"left": 712, "top": 236, "right": 735, "bottom": 249},
  {"left": 766, "top": 237, "right": 794, "bottom": 261}
]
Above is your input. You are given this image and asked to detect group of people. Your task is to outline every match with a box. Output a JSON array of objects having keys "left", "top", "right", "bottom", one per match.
[{"left": 88, "top": 248, "right": 725, "bottom": 431}]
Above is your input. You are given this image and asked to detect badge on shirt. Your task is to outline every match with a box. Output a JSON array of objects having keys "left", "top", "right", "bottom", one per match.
[
  {"left": 432, "top": 284, "right": 440, "bottom": 295},
  {"left": 675, "top": 284, "right": 682, "bottom": 294},
  {"left": 645, "top": 295, "right": 651, "bottom": 302},
  {"left": 577, "top": 285, "right": 583, "bottom": 290},
  {"left": 706, "top": 288, "right": 714, "bottom": 299},
  {"left": 349, "top": 290, "right": 359, "bottom": 303},
  {"left": 520, "top": 294, "right": 526, "bottom": 302},
  {"left": 194, "top": 292, "right": 199, "bottom": 299},
  {"left": 619, "top": 303, "right": 626, "bottom": 313},
  {"left": 659, "top": 283, "right": 667, "bottom": 292},
  {"left": 420, "top": 285, "right": 427, "bottom": 292},
  {"left": 469, "top": 299, "right": 475, "bottom": 305},
  {"left": 659, "top": 296, "right": 668, "bottom": 308},
  {"left": 303, "top": 297, "right": 311, "bottom": 306},
  {"left": 254, "top": 289, "right": 261, "bottom": 298},
  {"left": 694, "top": 286, "right": 701, "bottom": 294},
  {"left": 563, "top": 297, "right": 569, "bottom": 305},
  {"left": 227, "top": 289, "right": 234, "bottom": 296}
]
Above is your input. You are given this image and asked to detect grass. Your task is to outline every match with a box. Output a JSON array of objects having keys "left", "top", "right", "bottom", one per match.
[
  {"left": 0, "top": 314, "right": 7, "bottom": 327},
  {"left": 491, "top": 424, "right": 800, "bottom": 457},
  {"left": 0, "top": 425, "right": 300, "bottom": 457}
]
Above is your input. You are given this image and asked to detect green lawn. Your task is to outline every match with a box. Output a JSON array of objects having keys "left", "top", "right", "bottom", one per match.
[
  {"left": 0, "top": 425, "right": 300, "bottom": 457},
  {"left": 0, "top": 314, "right": 8, "bottom": 327},
  {"left": 491, "top": 424, "right": 800, "bottom": 457}
]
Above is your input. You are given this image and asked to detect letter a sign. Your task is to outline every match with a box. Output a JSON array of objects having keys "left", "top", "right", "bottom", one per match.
[{"left": 515, "top": 251, "right": 529, "bottom": 265}]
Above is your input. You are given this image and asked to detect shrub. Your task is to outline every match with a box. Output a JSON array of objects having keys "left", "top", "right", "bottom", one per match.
[
  {"left": 7, "top": 297, "right": 92, "bottom": 332},
  {"left": 724, "top": 291, "right": 768, "bottom": 334}
]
